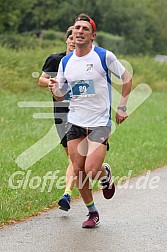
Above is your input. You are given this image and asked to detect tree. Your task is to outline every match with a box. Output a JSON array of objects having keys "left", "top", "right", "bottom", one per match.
[
  {"left": 0, "top": 0, "right": 34, "bottom": 33},
  {"left": 97, "top": 0, "right": 166, "bottom": 54},
  {"left": 17, "top": 0, "right": 102, "bottom": 33},
  {"left": 0, "top": 0, "right": 167, "bottom": 54}
]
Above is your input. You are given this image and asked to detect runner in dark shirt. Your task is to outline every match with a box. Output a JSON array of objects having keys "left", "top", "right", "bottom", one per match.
[{"left": 38, "top": 26, "right": 75, "bottom": 211}]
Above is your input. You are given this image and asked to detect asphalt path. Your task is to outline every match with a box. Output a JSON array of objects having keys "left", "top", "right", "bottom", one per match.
[{"left": 0, "top": 166, "right": 167, "bottom": 252}]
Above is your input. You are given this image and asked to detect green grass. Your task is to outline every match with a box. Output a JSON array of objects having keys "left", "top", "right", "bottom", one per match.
[
  {"left": 0, "top": 46, "right": 167, "bottom": 226},
  {"left": 108, "top": 91, "right": 167, "bottom": 177},
  {"left": 123, "top": 55, "right": 167, "bottom": 91}
]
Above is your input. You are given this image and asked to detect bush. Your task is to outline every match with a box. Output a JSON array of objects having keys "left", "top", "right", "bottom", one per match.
[
  {"left": 41, "top": 30, "right": 65, "bottom": 41},
  {"left": 0, "top": 31, "right": 65, "bottom": 50},
  {"left": 96, "top": 31, "right": 125, "bottom": 54}
]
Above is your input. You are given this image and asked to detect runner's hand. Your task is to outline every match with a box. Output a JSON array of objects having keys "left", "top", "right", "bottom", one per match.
[
  {"left": 115, "top": 110, "right": 128, "bottom": 124},
  {"left": 48, "top": 77, "right": 57, "bottom": 92}
]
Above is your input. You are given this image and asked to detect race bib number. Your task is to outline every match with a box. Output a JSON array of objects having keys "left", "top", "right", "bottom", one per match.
[{"left": 71, "top": 80, "right": 95, "bottom": 97}]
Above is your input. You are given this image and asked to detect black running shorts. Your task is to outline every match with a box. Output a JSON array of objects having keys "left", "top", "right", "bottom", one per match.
[{"left": 66, "top": 123, "right": 111, "bottom": 151}]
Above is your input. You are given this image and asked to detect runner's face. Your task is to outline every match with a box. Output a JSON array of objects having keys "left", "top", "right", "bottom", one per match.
[
  {"left": 73, "top": 21, "right": 96, "bottom": 46},
  {"left": 66, "top": 34, "right": 75, "bottom": 52}
]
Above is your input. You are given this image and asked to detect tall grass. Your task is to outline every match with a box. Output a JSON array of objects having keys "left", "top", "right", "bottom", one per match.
[
  {"left": 1, "top": 46, "right": 167, "bottom": 93},
  {"left": 124, "top": 55, "right": 167, "bottom": 91},
  {"left": 0, "top": 45, "right": 65, "bottom": 93},
  {"left": 0, "top": 46, "right": 167, "bottom": 227}
]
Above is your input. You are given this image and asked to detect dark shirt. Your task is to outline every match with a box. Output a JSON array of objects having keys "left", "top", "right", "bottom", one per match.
[{"left": 42, "top": 52, "right": 69, "bottom": 119}]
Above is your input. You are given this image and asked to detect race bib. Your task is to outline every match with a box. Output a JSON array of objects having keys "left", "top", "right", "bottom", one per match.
[{"left": 71, "top": 80, "right": 95, "bottom": 97}]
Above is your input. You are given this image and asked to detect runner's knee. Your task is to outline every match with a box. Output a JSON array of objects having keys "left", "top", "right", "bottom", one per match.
[{"left": 85, "top": 165, "right": 102, "bottom": 180}]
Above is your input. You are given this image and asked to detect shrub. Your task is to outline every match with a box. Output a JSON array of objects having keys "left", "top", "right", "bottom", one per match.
[
  {"left": 0, "top": 31, "right": 65, "bottom": 50},
  {"left": 41, "top": 30, "right": 65, "bottom": 41},
  {"left": 96, "top": 31, "right": 125, "bottom": 54}
]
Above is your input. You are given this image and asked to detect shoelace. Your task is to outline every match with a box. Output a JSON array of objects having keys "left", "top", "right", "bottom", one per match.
[{"left": 87, "top": 212, "right": 98, "bottom": 219}]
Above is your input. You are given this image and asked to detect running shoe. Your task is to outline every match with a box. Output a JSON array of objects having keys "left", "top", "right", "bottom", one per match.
[
  {"left": 58, "top": 194, "right": 71, "bottom": 211},
  {"left": 101, "top": 163, "right": 115, "bottom": 199},
  {"left": 82, "top": 211, "right": 100, "bottom": 228}
]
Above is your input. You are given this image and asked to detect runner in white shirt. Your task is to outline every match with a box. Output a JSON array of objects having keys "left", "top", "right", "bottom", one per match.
[
  {"left": 57, "top": 44, "right": 125, "bottom": 127},
  {"left": 49, "top": 13, "right": 132, "bottom": 228}
]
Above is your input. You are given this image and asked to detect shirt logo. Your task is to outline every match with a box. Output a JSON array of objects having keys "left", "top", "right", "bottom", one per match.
[{"left": 86, "top": 64, "right": 93, "bottom": 75}]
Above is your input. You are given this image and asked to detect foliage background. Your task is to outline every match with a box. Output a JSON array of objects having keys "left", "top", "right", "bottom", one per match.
[{"left": 0, "top": 0, "right": 167, "bottom": 54}]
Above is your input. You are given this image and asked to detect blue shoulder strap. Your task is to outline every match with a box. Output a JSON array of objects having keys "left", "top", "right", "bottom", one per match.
[
  {"left": 61, "top": 52, "right": 73, "bottom": 100},
  {"left": 94, "top": 46, "right": 112, "bottom": 126},
  {"left": 62, "top": 51, "right": 73, "bottom": 72},
  {"left": 94, "top": 46, "right": 108, "bottom": 73},
  {"left": 94, "top": 46, "right": 111, "bottom": 85}
]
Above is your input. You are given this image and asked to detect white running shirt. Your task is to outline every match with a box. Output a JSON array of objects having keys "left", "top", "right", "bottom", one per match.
[{"left": 57, "top": 45, "right": 125, "bottom": 127}]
